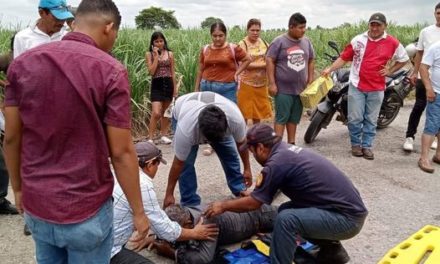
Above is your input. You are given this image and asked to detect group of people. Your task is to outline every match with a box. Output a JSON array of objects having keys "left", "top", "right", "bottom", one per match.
[{"left": 0, "top": 0, "right": 439, "bottom": 264}]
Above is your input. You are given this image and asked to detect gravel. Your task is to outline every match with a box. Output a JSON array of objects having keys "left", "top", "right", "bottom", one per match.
[{"left": 1, "top": 100, "right": 439, "bottom": 264}]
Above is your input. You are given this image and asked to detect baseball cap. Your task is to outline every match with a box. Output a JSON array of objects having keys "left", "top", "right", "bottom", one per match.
[
  {"left": 39, "top": 0, "right": 74, "bottom": 21},
  {"left": 240, "top": 123, "right": 280, "bottom": 151},
  {"left": 135, "top": 142, "right": 167, "bottom": 165},
  {"left": 368, "top": 12, "right": 387, "bottom": 25}
]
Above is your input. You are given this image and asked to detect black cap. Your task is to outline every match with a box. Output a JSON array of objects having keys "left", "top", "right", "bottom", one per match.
[
  {"left": 135, "top": 142, "right": 167, "bottom": 164},
  {"left": 240, "top": 123, "right": 279, "bottom": 151},
  {"left": 369, "top": 12, "right": 387, "bottom": 25}
]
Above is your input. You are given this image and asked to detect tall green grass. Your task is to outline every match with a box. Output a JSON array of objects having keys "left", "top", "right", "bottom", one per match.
[{"left": 0, "top": 22, "right": 423, "bottom": 134}]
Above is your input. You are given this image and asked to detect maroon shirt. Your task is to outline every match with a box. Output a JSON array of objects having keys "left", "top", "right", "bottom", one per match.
[{"left": 5, "top": 32, "right": 131, "bottom": 224}]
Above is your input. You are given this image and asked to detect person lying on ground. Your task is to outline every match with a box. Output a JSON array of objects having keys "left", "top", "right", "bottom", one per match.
[{"left": 151, "top": 203, "right": 277, "bottom": 264}]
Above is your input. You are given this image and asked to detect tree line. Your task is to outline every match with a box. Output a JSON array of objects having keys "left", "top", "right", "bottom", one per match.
[{"left": 135, "top": 6, "right": 224, "bottom": 30}]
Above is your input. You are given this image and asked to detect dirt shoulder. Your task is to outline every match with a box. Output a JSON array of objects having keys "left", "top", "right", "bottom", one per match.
[{"left": 1, "top": 101, "right": 439, "bottom": 264}]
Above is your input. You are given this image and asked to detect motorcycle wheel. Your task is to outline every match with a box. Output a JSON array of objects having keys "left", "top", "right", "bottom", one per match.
[
  {"left": 377, "top": 92, "right": 401, "bottom": 129},
  {"left": 304, "top": 110, "right": 327, "bottom": 143}
]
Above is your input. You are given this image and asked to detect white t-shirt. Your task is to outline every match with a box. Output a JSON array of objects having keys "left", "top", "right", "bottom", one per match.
[
  {"left": 417, "top": 24, "right": 440, "bottom": 53},
  {"left": 417, "top": 24, "right": 440, "bottom": 78},
  {"left": 172, "top": 92, "right": 246, "bottom": 161},
  {"left": 13, "top": 21, "right": 67, "bottom": 58},
  {"left": 422, "top": 41, "right": 440, "bottom": 93}
]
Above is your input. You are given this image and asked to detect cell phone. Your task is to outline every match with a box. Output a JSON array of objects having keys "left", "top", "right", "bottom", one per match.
[{"left": 158, "top": 49, "right": 162, "bottom": 55}]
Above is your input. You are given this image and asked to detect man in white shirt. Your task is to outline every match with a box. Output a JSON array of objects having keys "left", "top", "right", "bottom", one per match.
[
  {"left": 403, "top": 3, "right": 440, "bottom": 152},
  {"left": 13, "top": 0, "right": 73, "bottom": 58},
  {"left": 111, "top": 142, "right": 218, "bottom": 264},
  {"left": 163, "top": 92, "right": 252, "bottom": 209},
  {"left": 418, "top": 42, "right": 440, "bottom": 173}
]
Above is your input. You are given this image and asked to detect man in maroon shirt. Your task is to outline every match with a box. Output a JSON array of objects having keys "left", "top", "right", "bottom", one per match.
[{"left": 3, "top": 0, "right": 150, "bottom": 262}]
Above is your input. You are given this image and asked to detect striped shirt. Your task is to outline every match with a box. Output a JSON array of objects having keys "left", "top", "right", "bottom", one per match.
[{"left": 111, "top": 169, "right": 182, "bottom": 257}]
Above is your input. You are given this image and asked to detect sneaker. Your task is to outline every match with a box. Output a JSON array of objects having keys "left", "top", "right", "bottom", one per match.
[
  {"left": 0, "top": 198, "right": 19, "bottom": 215},
  {"left": 202, "top": 146, "right": 214, "bottom": 156},
  {"left": 351, "top": 146, "right": 363, "bottom": 157},
  {"left": 431, "top": 139, "right": 438, "bottom": 150},
  {"left": 403, "top": 137, "right": 414, "bottom": 152},
  {"left": 362, "top": 148, "right": 374, "bottom": 160},
  {"left": 316, "top": 241, "right": 350, "bottom": 264},
  {"left": 159, "top": 136, "right": 172, "bottom": 145}
]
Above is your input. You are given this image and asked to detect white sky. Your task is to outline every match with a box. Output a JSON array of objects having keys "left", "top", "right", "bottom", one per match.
[{"left": 0, "top": 0, "right": 435, "bottom": 29}]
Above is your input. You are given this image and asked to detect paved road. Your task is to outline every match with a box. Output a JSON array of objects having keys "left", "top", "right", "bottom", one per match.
[{"left": 1, "top": 101, "right": 439, "bottom": 264}]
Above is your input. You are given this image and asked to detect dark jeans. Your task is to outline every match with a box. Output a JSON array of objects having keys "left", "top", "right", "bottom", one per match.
[
  {"left": 406, "top": 79, "right": 427, "bottom": 139},
  {"left": 0, "top": 150, "right": 9, "bottom": 199},
  {"left": 111, "top": 248, "right": 154, "bottom": 264},
  {"left": 270, "top": 202, "right": 366, "bottom": 264},
  {"left": 177, "top": 204, "right": 278, "bottom": 264}
]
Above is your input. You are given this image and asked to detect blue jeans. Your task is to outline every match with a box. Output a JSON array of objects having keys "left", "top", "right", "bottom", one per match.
[
  {"left": 178, "top": 136, "right": 246, "bottom": 206},
  {"left": 347, "top": 84, "right": 384, "bottom": 148},
  {"left": 200, "top": 79, "right": 237, "bottom": 103},
  {"left": 24, "top": 198, "right": 113, "bottom": 264},
  {"left": 270, "top": 202, "right": 365, "bottom": 264}
]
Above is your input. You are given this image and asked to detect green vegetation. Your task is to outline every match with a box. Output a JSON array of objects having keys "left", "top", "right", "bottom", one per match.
[{"left": 0, "top": 22, "right": 423, "bottom": 134}]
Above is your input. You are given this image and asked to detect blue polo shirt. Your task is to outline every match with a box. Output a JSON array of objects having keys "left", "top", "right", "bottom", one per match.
[{"left": 251, "top": 142, "right": 368, "bottom": 220}]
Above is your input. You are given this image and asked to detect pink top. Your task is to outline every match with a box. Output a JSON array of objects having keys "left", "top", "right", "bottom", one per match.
[{"left": 153, "top": 51, "right": 172, "bottom": 78}]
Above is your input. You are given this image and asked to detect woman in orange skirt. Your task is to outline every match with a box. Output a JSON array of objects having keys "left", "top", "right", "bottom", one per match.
[{"left": 238, "top": 19, "right": 273, "bottom": 125}]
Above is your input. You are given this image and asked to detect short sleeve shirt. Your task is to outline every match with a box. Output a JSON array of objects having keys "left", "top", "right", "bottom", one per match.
[
  {"left": 266, "top": 34, "right": 315, "bottom": 95},
  {"left": 251, "top": 143, "right": 368, "bottom": 220},
  {"left": 5, "top": 32, "right": 131, "bottom": 224},
  {"left": 239, "top": 37, "right": 268, "bottom": 87},
  {"left": 200, "top": 44, "right": 246, "bottom": 82},
  {"left": 172, "top": 92, "right": 246, "bottom": 161},
  {"left": 340, "top": 32, "right": 408, "bottom": 92},
  {"left": 422, "top": 41, "right": 440, "bottom": 93}
]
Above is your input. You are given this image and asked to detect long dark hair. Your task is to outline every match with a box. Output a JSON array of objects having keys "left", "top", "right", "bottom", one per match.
[{"left": 148, "top": 31, "right": 171, "bottom": 52}]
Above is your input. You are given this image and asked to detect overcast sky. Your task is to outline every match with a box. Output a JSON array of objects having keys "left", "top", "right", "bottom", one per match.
[{"left": 0, "top": 0, "right": 435, "bottom": 29}]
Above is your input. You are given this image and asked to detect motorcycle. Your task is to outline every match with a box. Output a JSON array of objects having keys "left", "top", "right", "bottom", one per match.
[{"left": 304, "top": 41, "right": 413, "bottom": 144}]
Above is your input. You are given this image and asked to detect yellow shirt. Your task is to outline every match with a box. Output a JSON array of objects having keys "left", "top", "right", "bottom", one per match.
[{"left": 239, "top": 37, "right": 268, "bottom": 87}]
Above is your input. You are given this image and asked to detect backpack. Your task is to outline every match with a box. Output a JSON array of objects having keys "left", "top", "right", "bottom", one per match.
[
  {"left": 203, "top": 43, "right": 239, "bottom": 69},
  {"left": 239, "top": 38, "right": 269, "bottom": 54}
]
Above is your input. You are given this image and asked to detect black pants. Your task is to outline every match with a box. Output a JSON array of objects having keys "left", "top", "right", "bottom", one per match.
[
  {"left": 110, "top": 248, "right": 154, "bottom": 264},
  {"left": 406, "top": 79, "right": 427, "bottom": 139},
  {"left": 0, "top": 150, "right": 9, "bottom": 200}
]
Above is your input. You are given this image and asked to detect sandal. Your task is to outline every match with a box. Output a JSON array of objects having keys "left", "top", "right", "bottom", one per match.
[{"left": 418, "top": 159, "right": 434, "bottom": 173}]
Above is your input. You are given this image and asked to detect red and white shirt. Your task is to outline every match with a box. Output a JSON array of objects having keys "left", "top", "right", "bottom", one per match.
[{"left": 340, "top": 32, "right": 408, "bottom": 92}]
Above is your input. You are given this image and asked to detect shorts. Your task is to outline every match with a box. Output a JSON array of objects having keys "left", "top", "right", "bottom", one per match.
[
  {"left": 150, "top": 77, "right": 173, "bottom": 102},
  {"left": 424, "top": 93, "right": 440, "bottom": 135},
  {"left": 274, "top": 93, "right": 303, "bottom": 124}
]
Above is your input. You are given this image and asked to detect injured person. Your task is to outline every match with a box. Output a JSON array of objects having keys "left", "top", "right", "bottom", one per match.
[{"left": 151, "top": 203, "right": 278, "bottom": 264}]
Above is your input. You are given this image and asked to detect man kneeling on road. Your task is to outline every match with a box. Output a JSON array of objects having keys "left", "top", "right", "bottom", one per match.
[
  {"left": 111, "top": 142, "right": 218, "bottom": 264},
  {"left": 205, "top": 124, "right": 368, "bottom": 264}
]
